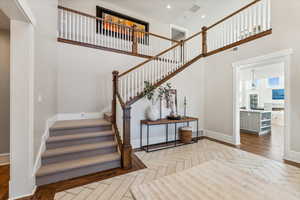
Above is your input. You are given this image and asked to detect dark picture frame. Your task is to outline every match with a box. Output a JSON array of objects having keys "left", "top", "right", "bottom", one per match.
[{"left": 96, "top": 6, "right": 149, "bottom": 44}]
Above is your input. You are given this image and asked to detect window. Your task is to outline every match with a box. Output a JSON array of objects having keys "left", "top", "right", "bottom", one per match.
[{"left": 268, "top": 77, "right": 280, "bottom": 88}]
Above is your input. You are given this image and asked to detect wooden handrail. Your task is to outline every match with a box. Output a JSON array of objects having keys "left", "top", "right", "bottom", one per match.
[
  {"left": 118, "top": 41, "right": 183, "bottom": 77},
  {"left": 117, "top": 91, "right": 126, "bottom": 109},
  {"left": 183, "top": 30, "right": 203, "bottom": 43},
  {"left": 207, "top": 0, "right": 261, "bottom": 31},
  {"left": 58, "top": 5, "right": 179, "bottom": 43},
  {"left": 126, "top": 54, "right": 205, "bottom": 106}
]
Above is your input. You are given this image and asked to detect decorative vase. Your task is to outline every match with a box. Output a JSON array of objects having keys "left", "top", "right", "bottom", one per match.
[{"left": 146, "top": 104, "right": 159, "bottom": 121}]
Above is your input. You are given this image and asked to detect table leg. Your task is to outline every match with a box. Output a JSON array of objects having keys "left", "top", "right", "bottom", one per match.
[
  {"left": 196, "top": 120, "right": 199, "bottom": 143},
  {"left": 166, "top": 124, "right": 168, "bottom": 144},
  {"left": 140, "top": 123, "right": 142, "bottom": 150},
  {"left": 175, "top": 123, "right": 177, "bottom": 146},
  {"left": 147, "top": 125, "right": 149, "bottom": 152}
]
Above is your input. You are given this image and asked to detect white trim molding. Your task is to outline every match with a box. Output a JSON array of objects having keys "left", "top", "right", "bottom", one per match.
[
  {"left": 203, "top": 130, "right": 237, "bottom": 145},
  {"left": 0, "top": 153, "right": 10, "bottom": 166},
  {"left": 33, "top": 115, "right": 58, "bottom": 176},
  {"left": 284, "top": 150, "right": 300, "bottom": 164},
  {"left": 0, "top": 0, "right": 36, "bottom": 25},
  {"left": 232, "top": 49, "right": 294, "bottom": 162}
]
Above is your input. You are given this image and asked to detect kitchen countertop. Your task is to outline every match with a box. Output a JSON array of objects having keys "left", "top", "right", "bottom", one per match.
[{"left": 240, "top": 109, "right": 272, "bottom": 113}]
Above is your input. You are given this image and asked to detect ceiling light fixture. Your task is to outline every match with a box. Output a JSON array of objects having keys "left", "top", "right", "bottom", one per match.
[
  {"left": 201, "top": 14, "right": 206, "bottom": 19},
  {"left": 166, "top": 4, "right": 171, "bottom": 9}
]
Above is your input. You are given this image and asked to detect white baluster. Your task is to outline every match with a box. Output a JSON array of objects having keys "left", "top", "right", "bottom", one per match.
[
  {"left": 85, "top": 17, "right": 88, "bottom": 43},
  {"left": 72, "top": 13, "right": 75, "bottom": 40},
  {"left": 124, "top": 77, "right": 127, "bottom": 102},
  {"left": 59, "top": 9, "right": 62, "bottom": 38},
  {"left": 93, "top": 18, "right": 97, "bottom": 45},
  {"left": 113, "top": 24, "right": 116, "bottom": 49},
  {"left": 266, "top": 0, "right": 271, "bottom": 30},
  {"left": 66, "top": 11, "right": 70, "bottom": 39},
  {"left": 261, "top": 0, "right": 266, "bottom": 31},
  {"left": 121, "top": 25, "right": 124, "bottom": 50},
  {"left": 257, "top": 2, "right": 261, "bottom": 33},
  {"left": 75, "top": 14, "right": 79, "bottom": 41}
]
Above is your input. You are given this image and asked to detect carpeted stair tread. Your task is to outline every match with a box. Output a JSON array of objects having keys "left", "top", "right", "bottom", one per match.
[
  {"left": 47, "top": 130, "right": 114, "bottom": 143},
  {"left": 37, "top": 152, "right": 120, "bottom": 177},
  {"left": 50, "top": 119, "right": 111, "bottom": 131},
  {"left": 42, "top": 141, "right": 116, "bottom": 158}
]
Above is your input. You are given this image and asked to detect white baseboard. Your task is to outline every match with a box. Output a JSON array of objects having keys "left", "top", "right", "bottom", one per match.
[
  {"left": 0, "top": 153, "right": 10, "bottom": 166},
  {"left": 9, "top": 186, "right": 36, "bottom": 200},
  {"left": 284, "top": 150, "right": 300, "bottom": 164},
  {"left": 132, "top": 130, "right": 204, "bottom": 149},
  {"left": 204, "top": 129, "right": 236, "bottom": 145},
  {"left": 32, "top": 115, "right": 58, "bottom": 176}
]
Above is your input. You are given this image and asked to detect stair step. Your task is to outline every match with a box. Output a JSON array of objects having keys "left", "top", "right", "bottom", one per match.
[
  {"left": 36, "top": 153, "right": 121, "bottom": 186},
  {"left": 50, "top": 119, "right": 112, "bottom": 136},
  {"left": 42, "top": 141, "right": 117, "bottom": 164},
  {"left": 46, "top": 130, "right": 114, "bottom": 149}
]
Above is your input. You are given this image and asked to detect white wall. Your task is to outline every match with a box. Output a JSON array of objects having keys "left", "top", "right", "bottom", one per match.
[
  {"left": 202, "top": 0, "right": 300, "bottom": 153},
  {"left": 0, "top": 29, "right": 10, "bottom": 154},
  {"left": 26, "top": 0, "right": 59, "bottom": 161},
  {"left": 57, "top": 43, "right": 145, "bottom": 114}
]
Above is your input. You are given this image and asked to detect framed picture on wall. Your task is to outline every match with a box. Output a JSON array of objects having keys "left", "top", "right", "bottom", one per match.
[{"left": 96, "top": 6, "right": 149, "bottom": 43}]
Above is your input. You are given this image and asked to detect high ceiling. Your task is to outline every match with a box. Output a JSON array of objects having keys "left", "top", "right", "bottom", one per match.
[
  {"left": 102, "top": 0, "right": 250, "bottom": 25},
  {"left": 0, "top": 9, "right": 10, "bottom": 30}
]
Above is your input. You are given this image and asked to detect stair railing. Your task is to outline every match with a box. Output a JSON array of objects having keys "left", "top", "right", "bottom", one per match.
[
  {"left": 113, "top": 0, "right": 271, "bottom": 169},
  {"left": 57, "top": 6, "right": 179, "bottom": 57}
]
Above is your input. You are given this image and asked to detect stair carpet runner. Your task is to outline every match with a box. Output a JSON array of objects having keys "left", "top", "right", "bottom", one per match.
[{"left": 36, "top": 114, "right": 120, "bottom": 186}]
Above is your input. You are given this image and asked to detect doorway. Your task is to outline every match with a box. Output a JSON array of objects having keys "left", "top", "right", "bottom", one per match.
[
  {"left": 170, "top": 24, "right": 188, "bottom": 42},
  {"left": 233, "top": 49, "right": 293, "bottom": 162}
]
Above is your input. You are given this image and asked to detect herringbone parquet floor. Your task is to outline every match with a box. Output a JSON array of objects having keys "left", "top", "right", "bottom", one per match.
[{"left": 54, "top": 139, "right": 300, "bottom": 200}]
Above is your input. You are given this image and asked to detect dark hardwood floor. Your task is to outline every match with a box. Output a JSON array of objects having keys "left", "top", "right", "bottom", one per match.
[
  {"left": 240, "top": 125, "right": 285, "bottom": 162},
  {"left": 0, "top": 165, "right": 9, "bottom": 200},
  {"left": 239, "top": 125, "right": 300, "bottom": 168},
  {"left": 5, "top": 154, "right": 145, "bottom": 200}
]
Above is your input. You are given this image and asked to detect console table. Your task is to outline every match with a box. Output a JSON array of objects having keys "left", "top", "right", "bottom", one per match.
[{"left": 140, "top": 117, "right": 199, "bottom": 152}]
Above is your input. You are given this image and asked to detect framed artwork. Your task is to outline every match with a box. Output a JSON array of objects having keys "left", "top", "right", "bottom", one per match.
[{"left": 96, "top": 6, "right": 149, "bottom": 43}]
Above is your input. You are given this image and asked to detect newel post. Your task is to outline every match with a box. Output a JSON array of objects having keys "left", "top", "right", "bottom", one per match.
[
  {"left": 122, "top": 105, "right": 132, "bottom": 169},
  {"left": 202, "top": 26, "right": 208, "bottom": 56},
  {"left": 132, "top": 25, "right": 138, "bottom": 54},
  {"left": 112, "top": 71, "right": 119, "bottom": 124}
]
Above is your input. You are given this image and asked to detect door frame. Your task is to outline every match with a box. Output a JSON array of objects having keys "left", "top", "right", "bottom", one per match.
[
  {"left": 232, "top": 49, "right": 293, "bottom": 159},
  {"left": 170, "top": 24, "right": 189, "bottom": 42}
]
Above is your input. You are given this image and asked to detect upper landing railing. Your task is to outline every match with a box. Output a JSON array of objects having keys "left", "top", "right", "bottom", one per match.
[{"left": 57, "top": 6, "right": 180, "bottom": 58}]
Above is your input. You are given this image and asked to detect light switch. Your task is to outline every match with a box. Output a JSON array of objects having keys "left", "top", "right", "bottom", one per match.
[{"left": 38, "top": 95, "right": 43, "bottom": 103}]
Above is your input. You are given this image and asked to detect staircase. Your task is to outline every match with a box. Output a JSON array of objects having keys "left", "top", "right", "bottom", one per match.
[
  {"left": 36, "top": 118, "right": 121, "bottom": 186},
  {"left": 111, "top": 0, "right": 272, "bottom": 169},
  {"left": 38, "top": 0, "right": 272, "bottom": 185}
]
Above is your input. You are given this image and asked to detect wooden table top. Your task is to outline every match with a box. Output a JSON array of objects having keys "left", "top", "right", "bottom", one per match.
[{"left": 141, "top": 117, "right": 198, "bottom": 125}]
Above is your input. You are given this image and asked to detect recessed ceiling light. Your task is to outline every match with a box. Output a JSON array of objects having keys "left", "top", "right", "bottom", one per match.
[
  {"left": 201, "top": 14, "right": 206, "bottom": 19},
  {"left": 166, "top": 4, "right": 171, "bottom": 9}
]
